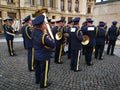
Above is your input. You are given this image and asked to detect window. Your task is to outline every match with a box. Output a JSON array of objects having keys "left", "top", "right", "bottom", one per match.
[
  {"left": 61, "top": 0, "right": 64, "bottom": 11},
  {"left": 40, "top": 0, "right": 45, "bottom": 6},
  {"left": 52, "top": 16, "right": 55, "bottom": 19},
  {"left": 68, "top": 17, "right": 73, "bottom": 22},
  {"left": 50, "top": 0, "right": 55, "bottom": 8},
  {"left": 68, "top": 0, "right": 72, "bottom": 12},
  {"left": 7, "top": 0, "right": 13, "bottom": 3},
  {"left": 50, "top": 0, "right": 53, "bottom": 8},
  {"left": 28, "top": 0, "right": 34, "bottom": 6},
  {"left": 75, "top": 0, "right": 79, "bottom": 12},
  {"left": 7, "top": 12, "right": 16, "bottom": 19},
  {"left": 87, "top": 7, "right": 91, "bottom": 14}
]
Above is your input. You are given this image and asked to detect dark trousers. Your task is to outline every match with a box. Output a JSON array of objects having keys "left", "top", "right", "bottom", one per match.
[
  {"left": 107, "top": 40, "right": 116, "bottom": 55},
  {"left": 27, "top": 48, "right": 34, "bottom": 71},
  {"left": 54, "top": 43, "right": 63, "bottom": 63},
  {"left": 71, "top": 50, "right": 81, "bottom": 71},
  {"left": 95, "top": 45, "right": 104, "bottom": 59},
  {"left": 68, "top": 43, "right": 71, "bottom": 59},
  {"left": 35, "top": 60, "right": 50, "bottom": 88},
  {"left": 84, "top": 46, "right": 93, "bottom": 65},
  {"left": 7, "top": 40, "right": 14, "bottom": 56}
]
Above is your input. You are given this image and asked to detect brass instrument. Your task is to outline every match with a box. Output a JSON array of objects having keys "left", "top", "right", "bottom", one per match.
[
  {"left": 81, "top": 35, "right": 90, "bottom": 45},
  {"left": 33, "top": 8, "right": 54, "bottom": 40},
  {"left": 55, "top": 32, "right": 62, "bottom": 40}
]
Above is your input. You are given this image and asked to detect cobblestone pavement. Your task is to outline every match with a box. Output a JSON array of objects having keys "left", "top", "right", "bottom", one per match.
[{"left": 0, "top": 37, "right": 120, "bottom": 90}]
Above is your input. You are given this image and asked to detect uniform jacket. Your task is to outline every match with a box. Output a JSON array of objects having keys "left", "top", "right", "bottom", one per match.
[
  {"left": 32, "top": 29, "right": 55, "bottom": 61},
  {"left": 70, "top": 26, "right": 83, "bottom": 50},
  {"left": 4, "top": 24, "right": 15, "bottom": 40},
  {"left": 96, "top": 27, "right": 106, "bottom": 45},
  {"left": 107, "top": 26, "right": 119, "bottom": 41},
  {"left": 82, "top": 26, "right": 96, "bottom": 47},
  {"left": 22, "top": 25, "right": 33, "bottom": 48}
]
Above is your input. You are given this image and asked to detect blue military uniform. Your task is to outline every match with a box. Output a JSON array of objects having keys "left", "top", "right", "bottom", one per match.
[
  {"left": 32, "top": 15, "right": 55, "bottom": 88},
  {"left": 82, "top": 19, "right": 96, "bottom": 66},
  {"left": 21, "top": 22, "right": 27, "bottom": 49},
  {"left": 95, "top": 22, "right": 107, "bottom": 60},
  {"left": 66, "top": 20, "right": 73, "bottom": 59},
  {"left": 3, "top": 18, "right": 16, "bottom": 56},
  {"left": 22, "top": 15, "right": 34, "bottom": 71},
  {"left": 107, "top": 21, "right": 119, "bottom": 55},
  {"left": 70, "top": 17, "right": 83, "bottom": 71},
  {"left": 52, "top": 19, "right": 65, "bottom": 64}
]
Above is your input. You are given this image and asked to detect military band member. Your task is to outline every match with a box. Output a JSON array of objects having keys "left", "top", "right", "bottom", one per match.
[
  {"left": 32, "top": 15, "right": 55, "bottom": 88},
  {"left": 95, "top": 22, "right": 107, "bottom": 60},
  {"left": 106, "top": 21, "right": 119, "bottom": 55},
  {"left": 70, "top": 17, "right": 83, "bottom": 72},
  {"left": 82, "top": 19, "right": 96, "bottom": 66},
  {"left": 53, "top": 19, "right": 65, "bottom": 64},
  {"left": 66, "top": 20, "right": 73, "bottom": 59},
  {"left": 4, "top": 18, "right": 16, "bottom": 56},
  {"left": 22, "top": 15, "right": 34, "bottom": 71}
]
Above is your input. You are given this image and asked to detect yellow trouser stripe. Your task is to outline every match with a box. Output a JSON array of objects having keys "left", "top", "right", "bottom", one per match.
[
  {"left": 31, "top": 48, "right": 34, "bottom": 70},
  {"left": 44, "top": 60, "right": 48, "bottom": 87},
  {"left": 76, "top": 50, "right": 81, "bottom": 70},
  {"left": 58, "top": 44, "right": 63, "bottom": 63},
  {"left": 9, "top": 40, "right": 13, "bottom": 55}
]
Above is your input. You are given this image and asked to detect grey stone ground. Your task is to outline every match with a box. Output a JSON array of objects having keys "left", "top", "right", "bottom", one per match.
[{"left": 0, "top": 35, "right": 120, "bottom": 90}]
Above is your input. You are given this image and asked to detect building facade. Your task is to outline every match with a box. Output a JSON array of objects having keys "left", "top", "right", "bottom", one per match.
[
  {"left": 93, "top": 0, "right": 120, "bottom": 26},
  {"left": 0, "top": 0, "right": 95, "bottom": 32}
]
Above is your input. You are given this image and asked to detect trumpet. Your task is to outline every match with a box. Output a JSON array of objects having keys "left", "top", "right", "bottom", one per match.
[
  {"left": 33, "top": 8, "right": 54, "bottom": 40},
  {"left": 81, "top": 35, "right": 90, "bottom": 45}
]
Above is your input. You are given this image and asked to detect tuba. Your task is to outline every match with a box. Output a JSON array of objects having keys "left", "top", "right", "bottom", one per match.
[
  {"left": 81, "top": 35, "right": 90, "bottom": 45},
  {"left": 33, "top": 8, "right": 54, "bottom": 40}
]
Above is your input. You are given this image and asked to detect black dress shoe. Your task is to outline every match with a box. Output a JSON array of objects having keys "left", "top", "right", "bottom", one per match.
[
  {"left": 40, "top": 83, "right": 51, "bottom": 88},
  {"left": 87, "top": 63, "right": 93, "bottom": 66},
  {"left": 111, "top": 54, "right": 115, "bottom": 56},
  {"left": 74, "top": 69, "right": 82, "bottom": 72},
  {"left": 35, "top": 81, "right": 39, "bottom": 84},
  {"left": 99, "top": 58, "right": 103, "bottom": 60},
  {"left": 57, "top": 61, "right": 63, "bottom": 64}
]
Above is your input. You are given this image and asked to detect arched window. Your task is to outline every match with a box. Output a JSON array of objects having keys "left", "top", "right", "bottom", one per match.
[
  {"left": 75, "top": 0, "right": 79, "bottom": 12},
  {"left": 61, "top": 0, "right": 64, "bottom": 11},
  {"left": 68, "top": 0, "right": 72, "bottom": 12},
  {"left": 87, "top": 7, "right": 91, "bottom": 14},
  {"left": 40, "top": 0, "right": 45, "bottom": 6}
]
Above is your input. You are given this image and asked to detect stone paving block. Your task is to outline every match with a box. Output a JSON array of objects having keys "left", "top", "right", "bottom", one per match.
[{"left": 0, "top": 41, "right": 120, "bottom": 90}]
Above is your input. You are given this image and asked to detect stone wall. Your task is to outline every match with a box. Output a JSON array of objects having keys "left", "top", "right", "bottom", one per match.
[{"left": 92, "top": 1, "right": 120, "bottom": 27}]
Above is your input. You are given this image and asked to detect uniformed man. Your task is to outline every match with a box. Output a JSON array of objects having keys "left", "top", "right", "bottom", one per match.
[
  {"left": 3, "top": 18, "right": 16, "bottom": 56},
  {"left": 66, "top": 20, "right": 73, "bottom": 59},
  {"left": 106, "top": 21, "right": 119, "bottom": 55},
  {"left": 70, "top": 17, "right": 83, "bottom": 72},
  {"left": 22, "top": 15, "right": 34, "bottom": 71},
  {"left": 32, "top": 15, "right": 55, "bottom": 88},
  {"left": 81, "top": 21, "right": 87, "bottom": 55},
  {"left": 95, "top": 22, "right": 107, "bottom": 60},
  {"left": 52, "top": 19, "right": 65, "bottom": 64},
  {"left": 21, "top": 20, "right": 27, "bottom": 49},
  {"left": 82, "top": 19, "right": 96, "bottom": 66}
]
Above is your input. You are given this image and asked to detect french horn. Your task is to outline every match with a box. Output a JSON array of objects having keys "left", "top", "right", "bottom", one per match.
[
  {"left": 81, "top": 35, "right": 90, "bottom": 45},
  {"left": 55, "top": 32, "right": 62, "bottom": 40}
]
